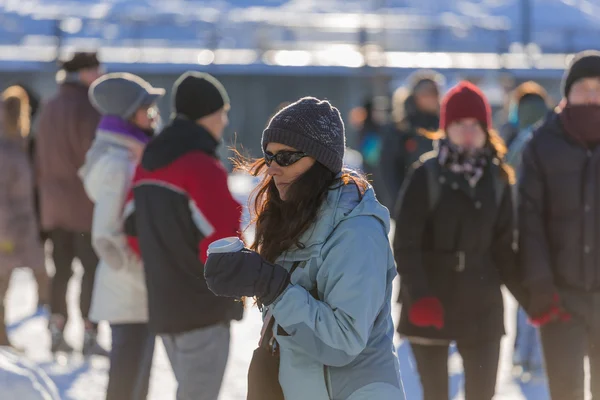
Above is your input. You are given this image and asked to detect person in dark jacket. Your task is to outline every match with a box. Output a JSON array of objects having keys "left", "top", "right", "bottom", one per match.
[
  {"left": 127, "top": 71, "right": 243, "bottom": 400},
  {"left": 380, "top": 70, "right": 443, "bottom": 210},
  {"left": 394, "top": 81, "right": 518, "bottom": 400},
  {"left": 519, "top": 50, "right": 600, "bottom": 400},
  {"left": 501, "top": 81, "right": 551, "bottom": 380},
  {"left": 35, "top": 52, "right": 106, "bottom": 356}
]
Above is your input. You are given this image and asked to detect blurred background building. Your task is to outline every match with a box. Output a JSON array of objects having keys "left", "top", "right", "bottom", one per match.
[{"left": 0, "top": 0, "right": 598, "bottom": 161}]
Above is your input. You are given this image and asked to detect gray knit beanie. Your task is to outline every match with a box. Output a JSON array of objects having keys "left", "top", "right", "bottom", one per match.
[
  {"left": 89, "top": 73, "right": 165, "bottom": 119},
  {"left": 262, "top": 97, "right": 346, "bottom": 173}
]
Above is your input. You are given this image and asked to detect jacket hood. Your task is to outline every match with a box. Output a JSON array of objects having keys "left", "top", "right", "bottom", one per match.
[
  {"left": 280, "top": 176, "right": 390, "bottom": 261},
  {"left": 141, "top": 116, "right": 219, "bottom": 171},
  {"left": 79, "top": 123, "right": 147, "bottom": 183}
]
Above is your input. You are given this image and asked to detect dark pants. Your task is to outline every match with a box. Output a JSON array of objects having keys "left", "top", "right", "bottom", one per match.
[
  {"left": 106, "top": 324, "right": 155, "bottom": 400},
  {"left": 540, "top": 290, "right": 600, "bottom": 400},
  {"left": 411, "top": 340, "right": 500, "bottom": 400},
  {"left": 49, "top": 229, "right": 99, "bottom": 322}
]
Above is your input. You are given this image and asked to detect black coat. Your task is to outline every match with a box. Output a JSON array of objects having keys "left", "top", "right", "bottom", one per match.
[
  {"left": 394, "top": 157, "right": 516, "bottom": 343},
  {"left": 519, "top": 112, "right": 600, "bottom": 292},
  {"left": 380, "top": 111, "right": 438, "bottom": 211}
]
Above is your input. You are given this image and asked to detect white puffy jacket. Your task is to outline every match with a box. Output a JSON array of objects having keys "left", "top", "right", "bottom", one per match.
[{"left": 80, "top": 129, "right": 148, "bottom": 324}]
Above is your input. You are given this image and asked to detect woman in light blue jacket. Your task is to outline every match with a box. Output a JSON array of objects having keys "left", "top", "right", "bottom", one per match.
[{"left": 205, "top": 97, "right": 405, "bottom": 400}]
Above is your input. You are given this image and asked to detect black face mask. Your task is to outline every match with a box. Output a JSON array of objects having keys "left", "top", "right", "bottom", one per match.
[{"left": 560, "top": 104, "right": 600, "bottom": 147}]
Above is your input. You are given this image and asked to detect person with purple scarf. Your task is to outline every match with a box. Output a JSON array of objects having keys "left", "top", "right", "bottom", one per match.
[{"left": 79, "top": 73, "right": 165, "bottom": 400}]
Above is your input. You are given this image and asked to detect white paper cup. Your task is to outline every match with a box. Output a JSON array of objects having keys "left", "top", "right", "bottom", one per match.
[{"left": 207, "top": 237, "right": 244, "bottom": 256}]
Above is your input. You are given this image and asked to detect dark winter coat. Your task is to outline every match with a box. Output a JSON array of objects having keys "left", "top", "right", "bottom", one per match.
[
  {"left": 394, "top": 156, "right": 516, "bottom": 343},
  {"left": 35, "top": 83, "right": 100, "bottom": 233},
  {"left": 519, "top": 112, "right": 600, "bottom": 292},
  {"left": 380, "top": 102, "right": 438, "bottom": 211},
  {"left": 126, "top": 116, "right": 243, "bottom": 334}
]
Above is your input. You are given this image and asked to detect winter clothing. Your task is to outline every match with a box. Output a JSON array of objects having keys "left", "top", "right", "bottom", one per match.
[
  {"left": 128, "top": 116, "right": 243, "bottom": 334},
  {"left": 562, "top": 50, "right": 600, "bottom": 97},
  {"left": 60, "top": 52, "right": 100, "bottom": 73},
  {"left": 559, "top": 104, "right": 600, "bottom": 146},
  {"left": 106, "top": 324, "right": 155, "bottom": 400},
  {"left": 262, "top": 97, "right": 346, "bottom": 174},
  {"left": 0, "top": 137, "right": 45, "bottom": 274},
  {"left": 262, "top": 182, "right": 403, "bottom": 400},
  {"left": 205, "top": 249, "right": 290, "bottom": 306},
  {"left": 161, "top": 323, "right": 230, "bottom": 400},
  {"left": 440, "top": 81, "right": 492, "bottom": 130},
  {"left": 394, "top": 154, "right": 516, "bottom": 344},
  {"left": 501, "top": 81, "right": 551, "bottom": 147},
  {"left": 406, "top": 69, "right": 445, "bottom": 93},
  {"left": 79, "top": 116, "right": 151, "bottom": 324},
  {"left": 539, "top": 289, "right": 600, "bottom": 400},
  {"left": 48, "top": 229, "right": 98, "bottom": 322},
  {"left": 35, "top": 82, "right": 100, "bottom": 233},
  {"left": 380, "top": 93, "right": 439, "bottom": 210},
  {"left": 408, "top": 297, "right": 444, "bottom": 330},
  {"left": 173, "top": 71, "right": 229, "bottom": 121},
  {"left": 438, "top": 139, "right": 491, "bottom": 188},
  {"left": 89, "top": 73, "right": 165, "bottom": 120},
  {"left": 411, "top": 340, "right": 501, "bottom": 400},
  {"left": 519, "top": 111, "right": 600, "bottom": 293}
]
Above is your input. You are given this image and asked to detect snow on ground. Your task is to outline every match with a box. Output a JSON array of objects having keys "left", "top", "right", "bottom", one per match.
[{"left": 1, "top": 173, "right": 586, "bottom": 399}]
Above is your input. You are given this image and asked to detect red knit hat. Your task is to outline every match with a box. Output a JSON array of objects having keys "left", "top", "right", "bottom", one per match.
[{"left": 440, "top": 81, "right": 492, "bottom": 130}]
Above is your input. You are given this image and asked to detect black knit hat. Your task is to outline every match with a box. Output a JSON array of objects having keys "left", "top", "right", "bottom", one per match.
[
  {"left": 173, "top": 71, "right": 230, "bottom": 120},
  {"left": 562, "top": 50, "right": 600, "bottom": 97},
  {"left": 262, "top": 97, "right": 346, "bottom": 174},
  {"left": 61, "top": 52, "right": 100, "bottom": 73}
]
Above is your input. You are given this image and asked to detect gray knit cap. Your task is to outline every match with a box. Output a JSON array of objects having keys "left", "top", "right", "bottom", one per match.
[
  {"left": 262, "top": 97, "right": 346, "bottom": 173},
  {"left": 89, "top": 73, "right": 165, "bottom": 119}
]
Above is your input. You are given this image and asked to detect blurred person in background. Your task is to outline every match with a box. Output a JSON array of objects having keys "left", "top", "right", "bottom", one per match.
[
  {"left": 80, "top": 73, "right": 164, "bottom": 400},
  {"left": 205, "top": 97, "right": 405, "bottom": 400},
  {"left": 129, "top": 72, "right": 243, "bottom": 400},
  {"left": 394, "top": 82, "right": 522, "bottom": 400},
  {"left": 351, "top": 96, "right": 391, "bottom": 207},
  {"left": 519, "top": 50, "right": 600, "bottom": 400},
  {"left": 35, "top": 52, "right": 105, "bottom": 356},
  {"left": 381, "top": 70, "right": 443, "bottom": 211},
  {"left": 0, "top": 86, "right": 47, "bottom": 350},
  {"left": 6, "top": 84, "right": 49, "bottom": 311},
  {"left": 501, "top": 81, "right": 552, "bottom": 381}
]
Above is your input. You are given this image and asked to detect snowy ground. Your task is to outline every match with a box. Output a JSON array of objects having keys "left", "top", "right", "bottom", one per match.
[{"left": 1, "top": 172, "right": 587, "bottom": 399}]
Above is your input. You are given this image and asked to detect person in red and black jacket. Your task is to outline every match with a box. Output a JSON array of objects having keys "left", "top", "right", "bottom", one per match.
[{"left": 125, "top": 71, "right": 243, "bottom": 400}]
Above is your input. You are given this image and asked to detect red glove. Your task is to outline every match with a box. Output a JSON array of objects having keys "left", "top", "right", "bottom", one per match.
[
  {"left": 409, "top": 297, "right": 444, "bottom": 330},
  {"left": 530, "top": 293, "right": 571, "bottom": 327}
]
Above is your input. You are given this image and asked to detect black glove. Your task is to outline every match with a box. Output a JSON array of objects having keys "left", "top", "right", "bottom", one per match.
[{"left": 204, "top": 249, "right": 290, "bottom": 306}]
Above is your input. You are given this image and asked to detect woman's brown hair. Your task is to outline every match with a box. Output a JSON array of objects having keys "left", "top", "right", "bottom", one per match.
[
  {"left": 425, "top": 126, "right": 516, "bottom": 184},
  {"left": 235, "top": 155, "right": 369, "bottom": 263},
  {"left": 2, "top": 85, "right": 31, "bottom": 140}
]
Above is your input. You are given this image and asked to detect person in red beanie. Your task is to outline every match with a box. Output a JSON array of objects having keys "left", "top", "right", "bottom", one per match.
[{"left": 393, "top": 81, "right": 521, "bottom": 399}]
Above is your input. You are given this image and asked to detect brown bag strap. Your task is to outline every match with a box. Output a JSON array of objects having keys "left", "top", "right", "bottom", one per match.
[{"left": 258, "top": 261, "right": 302, "bottom": 350}]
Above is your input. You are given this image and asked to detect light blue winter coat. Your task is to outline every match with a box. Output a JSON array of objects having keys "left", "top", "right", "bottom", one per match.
[{"left": 267, "top": 180, "right": 405, "bottom": 400}]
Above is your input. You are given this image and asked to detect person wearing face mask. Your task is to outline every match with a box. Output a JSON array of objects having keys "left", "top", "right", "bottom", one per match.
[
  {"left": 128, "top": 71, "right": 243, "bottom": 400},
  {"left": 519, "top": 50, "right": 600, "bottom": 400},
  {"left": 380, "top": 70, "right": 443, "bottom": 210},
  {"left": 79, "top": 73, "right": 164, "bottom": 400},
  {"left": 203, "top": 97, "right": 405, "bottom": 400},
  {"left": 394, "top": 82, "right": 520, "bottom": 400}
]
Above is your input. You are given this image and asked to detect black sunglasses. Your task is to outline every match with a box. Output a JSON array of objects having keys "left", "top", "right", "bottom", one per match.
[{"left": 264, "top": 150, "right": 308, "bottom": 167}]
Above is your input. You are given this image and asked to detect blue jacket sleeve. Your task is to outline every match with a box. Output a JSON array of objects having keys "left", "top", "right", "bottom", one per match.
[{"left": 270, "top": 216, "right": 390, "bottom": 367}]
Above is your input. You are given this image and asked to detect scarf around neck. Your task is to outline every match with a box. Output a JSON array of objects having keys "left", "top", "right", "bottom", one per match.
[{"left": 438, "top": 139, "right": 491, "bottom": 188}]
